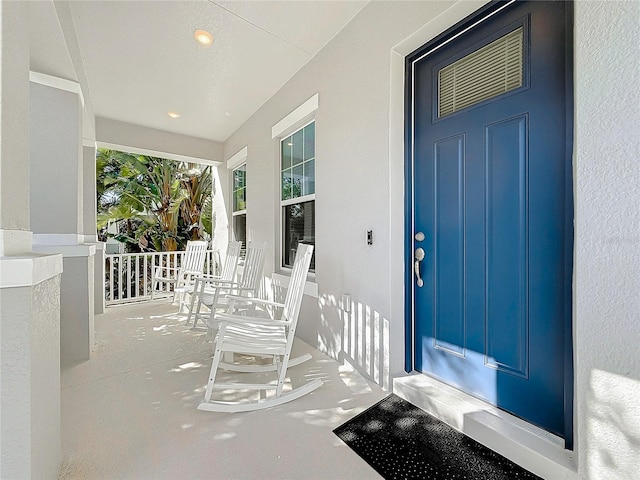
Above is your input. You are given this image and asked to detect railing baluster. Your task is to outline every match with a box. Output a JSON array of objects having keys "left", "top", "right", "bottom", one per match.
[
  {"left": 104, "top": 249, "right": 216, "bottom": 306},
  {"left": 143, "top": 255, "right": 148, "bottom": 298},
  {"left": 135, "top": 255, "right": 140, "bottom": 298},
  {"left": 126, "top": 256, "right": 131, "bottom": 299},
  {"left": 107, "top": 256, "right": 113, "bottom": 303},
  {"left": 117, "top": 255, "right": 123, "bottom": 301}
]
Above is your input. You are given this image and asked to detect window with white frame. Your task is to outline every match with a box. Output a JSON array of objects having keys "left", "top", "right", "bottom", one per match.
[
  {"left": 281, "top": 121, "right": 315, "bottom": 270},
  {"left": 232, "top": 163, "right": 247, "bottom": 250}
]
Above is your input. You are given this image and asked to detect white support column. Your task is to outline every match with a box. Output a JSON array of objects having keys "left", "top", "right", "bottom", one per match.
[
  {"left": 0, "top": 2, "right": 63, "bottom": 479},
  {"left": 29, "top": 77, "right": 96, "bottom": 366},
  {"left": 82, "top": 141, "right": 105, "bottom": 315},
  {"left": 211, "top": 165, "right": 229, "bottom": 258}
]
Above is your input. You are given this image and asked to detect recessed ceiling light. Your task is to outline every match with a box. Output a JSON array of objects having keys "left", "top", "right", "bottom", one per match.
[
  {"left": 167, "top": 111, "right": 180, "bottom": 118},
  {"left": 194, "top": 29, "right": 213, "bottom": 46}
]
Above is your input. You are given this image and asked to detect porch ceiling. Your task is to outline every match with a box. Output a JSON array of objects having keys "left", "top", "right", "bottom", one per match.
[{"left": 29, "top": 1, "right": 368, "bottom": 143}]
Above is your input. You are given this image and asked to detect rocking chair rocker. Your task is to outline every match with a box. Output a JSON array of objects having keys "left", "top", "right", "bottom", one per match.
[{"left": 198, "top": 243, "right": 321, "bottom": 413}]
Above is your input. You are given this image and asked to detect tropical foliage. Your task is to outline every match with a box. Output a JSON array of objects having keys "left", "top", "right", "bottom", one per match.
[{"left": 96, "top": 148, "right": 213, "bottom": 252}]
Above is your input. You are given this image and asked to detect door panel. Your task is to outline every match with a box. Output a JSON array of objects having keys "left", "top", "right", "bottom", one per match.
[
  {"left": 434, "top": 135, "right": 465, "bottom": 357},
  {"left": 410, "top": 1, "right": 571, "bottom": 437},
  {"left": 485, "top": 115, "right": 528, "bottom": 377}
]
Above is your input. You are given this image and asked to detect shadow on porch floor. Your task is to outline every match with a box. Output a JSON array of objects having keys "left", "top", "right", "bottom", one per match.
[{"left": 59, "top": 300, "right": 387, "bottom": 479}]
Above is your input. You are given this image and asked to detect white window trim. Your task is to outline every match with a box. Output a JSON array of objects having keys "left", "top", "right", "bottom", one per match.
[
  {"left": 278, "top": 126, "right": 316, "bottom": 274},
  {"left": 272, "top": 93, "right": 318, "bottom": 139},
  {"left": 281, "top": 193, "right": 315, "bottom": 208},
  {"left": 228, "top": 146, "right": 248, "bottom": 250},
  {"left": 274, "top": 95, "right": 318, "bottom": 274},
  {"left": 231, "top": 162, "right": 247, "bottom": 213},
  {"left": 227, "top": 146, "right": 248, "bottom": 171}
]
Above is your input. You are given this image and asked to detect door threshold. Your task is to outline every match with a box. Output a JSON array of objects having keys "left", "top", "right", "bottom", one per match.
[{"left": 393, "top": 374, "right": 578, "bottom": 480}]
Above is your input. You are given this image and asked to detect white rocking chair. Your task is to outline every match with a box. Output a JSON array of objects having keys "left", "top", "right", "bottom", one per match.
[
  {"left": 151, "top": 240, "right": 208, "bottom": 309},
  {"left": 190, "top": 241, "right": 267, "bottom": 330},
  {"left": 198, "top": 243, "right": 321, "bottom": 413},
  {"left": 184, "top": 241, "right": 242, "bottom": 320}
]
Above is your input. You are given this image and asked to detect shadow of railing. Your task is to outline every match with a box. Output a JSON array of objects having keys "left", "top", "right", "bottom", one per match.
[{"left": 318, "top": 294, "right": 390, "bottom": 391}]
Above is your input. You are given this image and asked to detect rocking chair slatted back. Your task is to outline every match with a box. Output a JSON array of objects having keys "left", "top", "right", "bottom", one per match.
[
  {"left": 152, "top": 240, "right": 209, "bottom": 302},
  {"left": 239, "top": 241, "right": 267, "bottom": 291},
  {"left": 281, "top": 243, "right": 313, "bottom": 328},
  {"left": 219, "top": 241, "right": 242, "bottom": 282},
  {"left": 180, "top": 241, "right": 208, "bottom": 275},
  {"left": 190, "top": 241, "right": 266, "bottom": 328}
]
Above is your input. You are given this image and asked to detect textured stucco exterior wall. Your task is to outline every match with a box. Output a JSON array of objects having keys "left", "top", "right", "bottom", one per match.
[
  {"left": 223, "top": 0, "right": 454, "bottom": 380},
  {"left": 29, "top": 82, "right": 83, "bottom": 235},
  {"left": 30, "top": 276, "right": 62, "bottom": 479},
  {"left": 222, "top": 1, "right": 640, "bottom": 475},
  {"left": 0, "top": 0, "right": 30, "bottom": 231},
  {"left": 96, "top": 117, "right": 224, "bottom": 165},
  {"left": 60, "top": 255, "right": 95, "bottom": 366},
  {"left": 1, "top": 3, "right": 63, "bottom": 478},
  {"left": 82, "top": 145, "right": 97, "bottom": 237},
  {"left": 0, "top": 285, "right": 32, "bottom": 477},
  {"left": 1, "top": 275, "right": 62, "bottom": 480},
  {"left": 574, "top": 1, "right": 640, "bottom": 477}
]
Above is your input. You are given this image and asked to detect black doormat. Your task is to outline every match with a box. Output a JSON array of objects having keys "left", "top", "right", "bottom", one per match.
[{"left": 334, "top": 394, "right": 541, "bottom": 480}]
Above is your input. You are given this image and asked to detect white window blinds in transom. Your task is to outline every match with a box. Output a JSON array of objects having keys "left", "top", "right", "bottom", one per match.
[{"left": 438, "top": 27, "right": 523, "bottom": 118}]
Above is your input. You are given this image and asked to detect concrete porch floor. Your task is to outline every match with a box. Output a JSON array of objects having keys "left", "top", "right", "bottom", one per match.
[{"left": 60, "top": 300, "right": 387, "bottom": 479}]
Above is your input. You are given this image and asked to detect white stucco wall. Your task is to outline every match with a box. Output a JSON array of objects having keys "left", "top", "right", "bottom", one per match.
[
  {"left": 223, "top": 0, "right": 456, "bottom": 380},
  {"left": 30, "top": 276, "right": 62, "bottom": 479},
  {"left": 96, "top": 117, "right": 224, "bottom": 165},
  {"left": 574, "top": 1, "right": 640, "bottom": 477},
  {"left": 1, "top": 3, "right": 63, "bottom": 479},
  {"left": 30, "top": 82, "right": 83, "bottom": 235},
  {"left": 0, "top": 0, "right": 30, "bottom": 233},
  {"left": 223, "top": 0, "right": 640, "bottom": 477},
  {"left": 82, "top": 144, "right": 97, "bottom": 238}
]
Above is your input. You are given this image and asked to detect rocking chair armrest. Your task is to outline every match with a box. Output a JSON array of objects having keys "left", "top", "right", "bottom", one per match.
[
  {"left": 216, "top": 313, "right": 288, "bottom": 326},
  {"left": 196, "top": 273, "right": 224, "bottom": 280},
  {"left": 155, "top": 265, "right": 180, "bottom": 271},
  {"left": 224, "top": 295, "right": 285, "bottom": 309},
  {"left": 154, "top": 266, "right": 180, "bottom": 274},
  {"left": 195, "top": 276, "right": 237, "bottom": 286}
]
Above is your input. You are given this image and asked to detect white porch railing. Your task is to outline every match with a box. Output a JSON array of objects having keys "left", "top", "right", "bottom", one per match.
[{"left": 105, "top": 250, "right": 220, "bottom": 306}]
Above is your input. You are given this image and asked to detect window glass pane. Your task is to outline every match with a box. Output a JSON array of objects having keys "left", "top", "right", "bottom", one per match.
[
  {"left": 292, "top": 130, "right": 304, "bottom": 165},
  {"left": 283, "top": 200, "right": 315, "bottom": 270},
  {"left": 303, "top": 159, "right": 315, "bottom": 196},
  {"left": 282, "top": 170, "right": 292, "bottom": 200},
  {"left": 292, "top": 164, "right": 303, "bottom": 198},
  {"left": 232, "top": 164, "right": 246, "bottom": 212},
  {"left": 282, "top": 137, "right": 292, "bottom": 169},
  {"left": 233, "top": 214, "right": 247, "bottom": 251},
  {"left": 233, "top": 165, "right": 245, "bottom": 189},
  {"left": 235, "top": 188, "right": 246, "bottom": 211},
  {"left": 303, "top": 123, "right": 315, "bottom": 161}
]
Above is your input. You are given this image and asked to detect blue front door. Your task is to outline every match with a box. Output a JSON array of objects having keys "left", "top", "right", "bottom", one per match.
[{"left": 409, "top": 1, "right": 572, "bottom": 437}]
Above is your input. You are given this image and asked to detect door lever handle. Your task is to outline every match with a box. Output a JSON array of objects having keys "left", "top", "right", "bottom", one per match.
[{"left": 414, "top": 247, "right": 425, "bottom": 287}]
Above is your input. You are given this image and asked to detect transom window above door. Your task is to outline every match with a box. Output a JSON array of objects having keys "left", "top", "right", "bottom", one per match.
[{"left": 438, "top": 26, "right": 524, "bottom": 118}]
